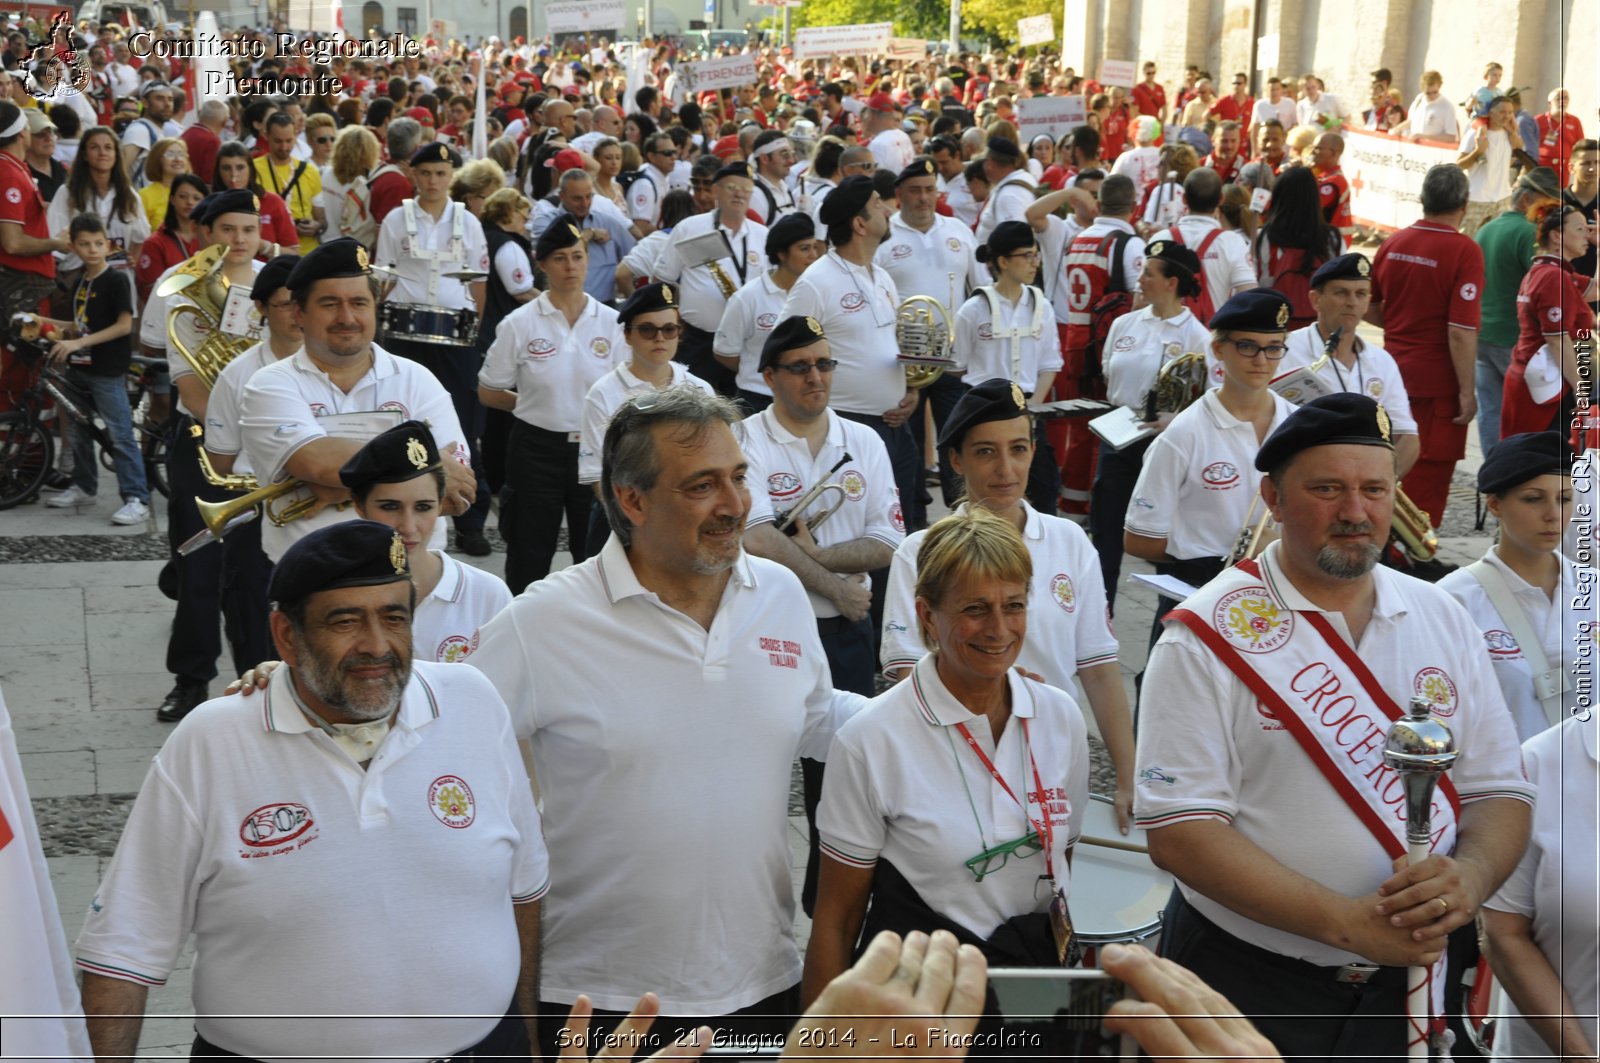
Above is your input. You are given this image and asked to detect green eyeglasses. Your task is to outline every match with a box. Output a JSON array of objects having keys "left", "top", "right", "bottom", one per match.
[{"left": 964, "top": 830, "right": 1043, "bottom": 881}]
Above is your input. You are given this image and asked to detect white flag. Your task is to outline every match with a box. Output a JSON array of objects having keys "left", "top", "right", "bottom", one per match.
[{"left": 472, "top": 51, "right": 488, "bottom": 162}]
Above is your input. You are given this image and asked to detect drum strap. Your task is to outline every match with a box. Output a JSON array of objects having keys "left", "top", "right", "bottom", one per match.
[
  {"left": 402, "top": 198, "right": 466, "bottom": 305},
  {"left": 1465, "top": 559, "right": 1566, "bottom": 726},
  {"left": 978, "top": 284, "right": 1047, "bottom": 386}
]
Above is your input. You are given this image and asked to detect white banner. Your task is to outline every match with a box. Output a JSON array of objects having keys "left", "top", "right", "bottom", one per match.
[
  {"left": 1255, "top": 33, "right": 1280, "bottom": 70},
  {"left": 1015, "top": 95, "right": 1087, "bottom": 141},
  {"left": 1099, "top": 58, "right": 1137, "bottom": 88},
  {"left": 1016, "top": 13, "right": 1055, "bottom": 46},
  {"left": 886, "top": 37, "right": 926, "bottom": 60},
  {"left": 679, "top": 53, "right": 760, "bottom": 93},
  {"left": 793, "top": 22, "right": 893, "bottom": 59},
  {"left": 1344, "top": 128, "right": 1461, "bottom": 232},
  {"left": 545, "top": 0, "right": 625, "bottom": 34}
]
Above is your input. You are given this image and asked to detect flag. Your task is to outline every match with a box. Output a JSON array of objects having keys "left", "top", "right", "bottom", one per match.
[{"left": 472, "top": 49, "right": 488, "bottom": 161}]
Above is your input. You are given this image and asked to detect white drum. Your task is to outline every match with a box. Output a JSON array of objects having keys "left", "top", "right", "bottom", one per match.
[{"left": 1070, "top": 793, "right": 1173, "bottom": 949}]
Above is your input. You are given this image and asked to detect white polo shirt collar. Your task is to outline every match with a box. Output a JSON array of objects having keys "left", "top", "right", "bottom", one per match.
[
  {"left": 1253, "top": 540, "right": 1408, "bottom": 626},
  {"left": 288, "top": 343, "right": 402, "bottom": 390},
  {"left": 593, "top": 533, "right": 758, "bottom": 607},
  {"left": 258, "top": 656, "right": 442, "bottom": 735},
  {"left": 757, "top": 406, "right": 848, "bottom": 451},
  {"left": 535, "top": 291, "right": 601, "bottom": 322},
  {"left": 907, "top": 653, "right": 1038, "bottom": 728},
  {"left": 430, "top": 550, "right": 468, "bottom": 604}
]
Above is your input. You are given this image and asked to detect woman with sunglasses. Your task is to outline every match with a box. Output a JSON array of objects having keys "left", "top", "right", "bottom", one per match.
[
  {"left": 134, "top": 172, "right": 207, "bottom": 306},
  {"left": 1500, "top": 204, "right": 1599, "bottom": 440},
  {"left": 136, "top": 136, "right": 189, "bottom": 231},
  {"left": 804, "top": 502, "right": 1089, "bottom": 1023}
]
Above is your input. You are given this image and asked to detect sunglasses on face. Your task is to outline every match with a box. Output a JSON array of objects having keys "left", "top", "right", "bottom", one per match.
[
  {"left": 632, "top": 323, "right": 681, "bottom": 340},
  {"left": 771, "top": 358, "right": 838, "bottom": 375}
]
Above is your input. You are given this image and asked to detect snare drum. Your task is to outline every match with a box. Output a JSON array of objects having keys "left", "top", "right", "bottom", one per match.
[
  {"left": 378, "top": 302, "right": 480, "bottom": 347},
  {"left": 1070, "top": 793, "right": 1173, "bottom": 954}
]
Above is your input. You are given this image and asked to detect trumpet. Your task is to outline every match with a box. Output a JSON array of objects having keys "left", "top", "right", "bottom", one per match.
[
  {"left": 178, "top": 478, "right": 328, "bottom": 555},
  {"left": 895, "top": 294, "right": 956, "bottom": 389},
  {"left": 189, "top": 424, "right": 258, "bottom": 492},
  {"left": 159, "top": 245, "right": 259, "bottom": 389},
  {"left": 774, "top": 453, "right": 852, "bottom": 536}
]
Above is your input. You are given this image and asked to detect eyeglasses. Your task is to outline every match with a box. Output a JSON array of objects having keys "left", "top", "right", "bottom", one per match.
[
  {"left": 772, "top": 358, "right": 838, "bottom": 376},
  {"left": 965, "top": 831, "right": 1043, "bottom": 881},
  {"left": 632, "top": 322, "right": 681, "bottom": 340},
  {"left": 1223, "top": 338, "right": 1289, "bottom": 360},
  {"left": 1005, "top": 250, "right": 1040, "bottom": 262},
  {"left": 314, "top": 136, "right": 334, "bottom": 144}
]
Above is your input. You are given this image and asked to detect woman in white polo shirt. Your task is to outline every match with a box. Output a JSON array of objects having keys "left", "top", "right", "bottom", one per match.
[
  {"left": 1439, "top": 433, "right": 1589, "bottom": 741},
  {"left": 805, "top": 504, "right": 1089, "bottom": 1011},
  {"left": 880, "top": 381, "right": 1134, "bottom": 831}
]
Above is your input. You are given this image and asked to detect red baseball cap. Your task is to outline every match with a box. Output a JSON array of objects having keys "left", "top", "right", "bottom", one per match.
[
  {"left": 547, "top": 148, "right": 586, "bottom": 173},
  {"left": 867, "top": 91, "right": 899, "bottom": 113},
  {"left": 405, "top": 106, "right": 435, "bottom": 128},
  {"left": 712, "top": 135, "right": 742, "bottom": 159}
]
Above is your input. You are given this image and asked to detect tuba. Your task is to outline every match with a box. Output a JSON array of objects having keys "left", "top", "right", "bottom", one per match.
[
  {"left": 895, "top": 294, "right": 956, "bottom": 389},
  {"left": 1142, "top": 349, "right": 1209, "bottom": 422},
  {"left": 158, "top": 245, "right": 259, "bottom": 389}
]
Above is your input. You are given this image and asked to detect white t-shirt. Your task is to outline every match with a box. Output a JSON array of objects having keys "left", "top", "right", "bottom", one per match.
[
  {"left": 414, "top": 551, "right": 514, "bottom": 664},
  {"left": 1148, "top": 215, "right": 1256, "bottom": 313},
  {"left": 73, "top": 661, "right": 549, "bottom": 1062},
  {"left": 492, "top": 240, "right": 535, "bottom": 296},
  {"left": 1484, "top": 717, "right": 1599, "bottom": 1061},
  {"left": 1280, "top": 325, "right": 1419, "bottom": 436},
  {"left": 1295, "top": 92, "right": 1345, "bottom": 127},
  {"left": 881, "top": 502, "right": 1120, "bottom": 685},
  {"left": 868, "top": 128, "right": 916, "bottom": 173},
  {"left": 737, "top": 407, "right": 905, "bottom": 617},
  {"left": 467, "top": 536, "right": 864, "bottom": 1014},
  {"left": 1136, "top": 543, "right": 1537, "bottom": 965},
  {"left": 619, "top": 229, "right": 671, "bottom": 284},
  {"left": 577, "top": 361, "right": 714, "bottom": 484},
  {"left": 953, "top": 286, "right": 1062, "bottom": 391},
  {"left": 1460, "top": 125, "right": 1514, "bottom": 203},
  {"left": 975, "top": 170, "right": 1037, "bottom": 245},
  {"left": 714, "top": 271, "right": 790, "bottom": 398},
  {"left": 1250, "top": 96, "right": 1298, "bottom": 131},
  {"left": 874, "top": 213, "right": 985, "bottom": 317},
  {"left": 940, "top": 172, "right": 981, "bottom": 229},
  {"left": 1102, "top": 304, "right": 1212, "bottom": 410},
  {"left": 1407, "top": 94, "right": 1461, "bottom": 139},
  {"left": 47, "top": 185, "right": 151, "bottom": 272},
  {"left": 818, "top": 654, "right": 1089, "bottom": 939},
  {"left": 1111, "top": 145, "right": 1162, "bottom": 194},
  {"left": 1125, "top": 389, "right": 1296, "bottom": 560},
  {"left": 782, "top": 250, "right": 905, "bottom": 417},
  {"left": 625, "top": 165, "right": 671, "bottom": 226},
  {"left": 477, "top": 293, "right": 625, "bottom": 433},
  {"left": 375, "top": 200, "right": 491, "bottom": 310},
  {"left": 652, "top": 212, "right": 768, "bottom": 332}
]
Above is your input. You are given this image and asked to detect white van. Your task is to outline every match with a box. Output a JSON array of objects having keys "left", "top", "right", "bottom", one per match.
[{"left": 74, "top": 0, "right": 171, "bottom": 30}]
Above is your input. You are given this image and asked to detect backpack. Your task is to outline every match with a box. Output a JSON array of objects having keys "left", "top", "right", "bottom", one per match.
[
  {"left": 616, "top": 169, "right": 657, "bottom": 197},
  {"left": 1166, "top": 227, "right": 1224, "bottom": 324},
  {"left": 1257, "top": 236, "right": 1319, "bottom": 326},
  {"left": 338, "top": 171, "right": 379, "bottom": 250},
  {"left": 1080, "top": 231, "right": 1137, "bottom": 392},
  {"left": 127, "top": 118, "right": 163, "bottom": 189}
]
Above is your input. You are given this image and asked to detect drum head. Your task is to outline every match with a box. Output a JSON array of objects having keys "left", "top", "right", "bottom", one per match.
[{"left": 1070, "top": 794, "right": 1173, "bottom": 945}]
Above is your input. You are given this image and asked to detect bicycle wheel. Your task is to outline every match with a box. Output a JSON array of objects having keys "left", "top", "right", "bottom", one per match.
[
  {"left": 0, "top": 411, "right": 55, "bottom": 510},
  {"left": 144, "top": 415, "right": 171, "bottom": 498}
]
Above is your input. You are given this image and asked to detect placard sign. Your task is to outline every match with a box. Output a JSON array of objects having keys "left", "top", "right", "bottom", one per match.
[
  {"left": 793, "top": 22, "right": 893, "bottom": 59},
  {"left": 1017, "top": 13, "right": 1055, "bottom": 46},
  {"left": 1015, "top": 95, "right": 1088, "bottom": 141}
]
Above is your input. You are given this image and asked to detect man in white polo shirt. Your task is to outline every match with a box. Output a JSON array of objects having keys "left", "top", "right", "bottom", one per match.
[
  {"left": 469, "top": 387, "right": 864, "bottom": 1057},
  {"left": 714, "top": 212, "right": 822, "bottom": 411},
  {"left": 1147, "top": 167, "right": 1256, "bottom": 322},
  {"left": 239, "top": 239, "right": 476, "bottom": 563},
  {"left": 626, "top": 131, "right": 678, "bottom": 236},
  {"left": 77, "top": 520, "right": 549, "bottom": 1062}
]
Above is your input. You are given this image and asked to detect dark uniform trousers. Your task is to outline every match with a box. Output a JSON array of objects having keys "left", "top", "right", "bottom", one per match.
[
  {"left": 910, "top": 372, "right": 967, "bottom": 508},
  {"left": 165, "top": 417, "right": 274, "bottom": 683},
  {"left": 501, "top": 420, "right": 594, "bottom": 595},
  {"left": 800, "top": 612, "right": 877, "bottom": 918},
  {"left": 1089, "top": 434, "right": 1154, "bottom": 612},
  {"left": 677, "top": 323, "right": 737, "bottom": 398},
  {"left": 386, "top": 333, "right": 492, "bottom": 537}
]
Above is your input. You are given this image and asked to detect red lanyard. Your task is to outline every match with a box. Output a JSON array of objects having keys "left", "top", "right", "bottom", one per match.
[{"left": 953, "top": 718, "right": 1055, "bottom": 881}]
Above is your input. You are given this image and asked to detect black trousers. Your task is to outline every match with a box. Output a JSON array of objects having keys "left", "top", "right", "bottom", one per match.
[
  {"left": 192, "top": 1005, "right": 529, "bottom": 1061},
  {"left": 501, "top": 421, "right": 592, "bottom": 594},
  {"left": 737, "top": 387, "right": 773, "bottom": 414},
  {"left": 1147, "top": 556, "right": 1227, "bottom": 655},
  {"left": 837, "top": 409, "right": 925, "bottom": 534},
  {"left": 678, "top": 323, "right": 737, "bottom": 397},
  {"left": 387, "top": 333, "right": 491, "bottom": 535},
  {"left": 910, "top": 373, "right": 968, "bottom": 508},
  {"left": 536, "top": 984, "right": 797, "bottom": 1061},
  {"left": 1160, "top": 892, "right": 1406, "bottom": 1061},
  {"left": 1089, "top": 434, "right": 1154, "bottom": 611}
]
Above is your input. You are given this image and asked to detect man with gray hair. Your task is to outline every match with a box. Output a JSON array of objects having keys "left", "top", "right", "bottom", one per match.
[
  {"left": 531, "top": 166, "right": 635, "bottom": 302},
  {"left": 1365, "top": 163, "right": 1484, "bottom": 540},
  {"left": 369, "top": 117, "right": 422, "bottom": 224},
  {"left": 470, "top": 386, "right": 862, "bottom": 1057}
]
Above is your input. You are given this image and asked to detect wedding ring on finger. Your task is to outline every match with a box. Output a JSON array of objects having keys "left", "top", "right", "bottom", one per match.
[{"left": 1436, "top": 896, "right": 1449, "bottom": 913}]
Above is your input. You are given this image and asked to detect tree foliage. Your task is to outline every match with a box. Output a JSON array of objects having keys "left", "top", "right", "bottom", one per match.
[{"left": 785, "top": 0, "right": 959, "bottom": 45}]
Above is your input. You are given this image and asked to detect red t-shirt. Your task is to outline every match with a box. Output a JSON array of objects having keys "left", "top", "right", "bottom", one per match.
[
  {"left": 181, "top": 125, "right": 220, "bottom": 192},
  {"left": 135, "top": 228, "right": 200, "bottom": 306},
  {"left": 1210, "top": 95, "right": 1253, "bottom": 124},
  {"left": 0, "top": 151, "right": 54, "bottom": 278},
  {"left": 1536, "top": 112, "right": 1585, "bottom": 172},
  {"left": 369, "top": 169, "right": 415, "bottom": 225},
  {"left": 1314, "top": 166, "right": 1352, "bottom": 228},
  {"left": 257, "top": 191, "right": 299, "bottom": 252},
  {"left": 1101, "top": 106, "right": 1129, "bottom": 162},
  {"left": 1202, "top": 152, "right": 1243, "bottom": 184},
  {"left": 1370, "top": 219, "right": 1485, "bottom": 397},
  {"left": 1131, "top": 81, "right": 1165, "bottom": 120},
  {"left": 1503, "top": 256, "right": 1597, "bottom": 436}
]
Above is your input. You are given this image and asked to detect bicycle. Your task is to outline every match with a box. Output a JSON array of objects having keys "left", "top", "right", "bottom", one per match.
[{"left": 0, "top": 315, "right": 172, "bottom": 510}]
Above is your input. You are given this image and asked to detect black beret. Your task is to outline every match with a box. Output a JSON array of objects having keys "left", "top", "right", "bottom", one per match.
[
  {"left": 985, "top": 135, "right": 1022, "bottom": 161},
  {"left": 818, "top": 174, "right": 875, "bottom": 226},
  {"left": 1145, "top": 239, "right": 1202, "bottom": 283},
  {"left": 338, "top": 420, "right": 441, "bottom": 494},
  {"left": 616, "top": 281, "right": 679, "bottom": 326},
  {"left": 937, "top": 378, "right": 1031, "bottom": 452},
  {"left": 766, "top": 211, "right": 819, "bottom": 254},
  {"left": 895, "top": 156, "right": 938, "bottom": 185},
  {"left": 285, "top": 238, "right": 371, "bottom": 294},
  {"left": 1478, "top": 432, "right": 1577, "bottom": 494},
  {"left": 713, "top": 160, "right": 755, "bottom": 183},
  {"left": 980, "top": 220, "right": 1035, "bottom": 261},
  {"left": 1210, "top": 287, "right": 1293, "bottom": 332},
  {"left": 535, "top": 214, "right": 584, "bottom": 260},
  {"left": 410, "top": 141, "right": 462, "bottom": 168},
  {"left": 758, "top": 315, "right": 827, "bottom": 372},
  {"left": 250, "top": 254, "right": 301, "bottom": 303},
  {"left": 1309, "top": 252, "right": 1373, "bottom": 289},
  {"left": 198, "top": 188, "right": 260, "bottom": 225},
  {"left": 268, "top": 519, "right": 411, "bottom": 607},
  {"left": 1254, "top": 393, "right": 1394, "bottom": 473}
]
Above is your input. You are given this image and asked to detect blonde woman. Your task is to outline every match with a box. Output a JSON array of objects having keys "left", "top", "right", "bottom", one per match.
[
  {"left": 450, "top": 158, "right": 506, "bottom": 219},
  {"left": 136, "top": 136, "right": 188, "bottom": 231},
  {"left": 304, "top": 112, "right": 336, "bottom": 169},
  {"left": 592, "top": 136, "right": 627, "bottom": 210},
  {"left": 487, "top": 136, "right": 519, "bottom": 174},
  {"left": 314, "top": 124, "right": 381, "bottom": 247}
]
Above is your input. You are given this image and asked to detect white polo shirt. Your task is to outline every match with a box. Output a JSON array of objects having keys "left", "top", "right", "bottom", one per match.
[
  {"left": 653, "top": 212, "right": 768, "bottom": 333},
  {"left": 881, "top": 502, "right": 1119, "bottom": 685},
  {"left": 974, "top": 170, "right": 1036, "bottom": 244},
  {"left": 1281, "top": 325, "right": 1419, "bottom": 436},
  {"left": 239, "top": 345, "right": 465, "bottom": 562},
  {"left": 869, "top": 128, "right": 916, "bottom": 174},
  {"left": 1251, "top": 96, "right": 1299, "bottom": 131},
  {"left": 818, "top": 654, "right": 1089, "bottom": 939},
  {"left": 139, "top": 264, "right": 182, "bottom": 353},
  {"left": 1437, "top": 550, "right": 1596, "bottom": 741},
  {"left": 738, "top": 407, "right": 905, "bottom": 617},
  {"left": 414, "top": 551, "right": 514, "bottom": 663},
  {"left": 74, "top": 661, "right": 549, "bottom": 1063},
  {"left": 874, "top": 213, "right": 985, "bottom": 313},
  {"left": 1148, "top": 215, "right": 1256, "bottom": 312},
  {"left": 161, "top": 260, "right": 266, "bottom": 419},
  {"left": 477, "top": 293, "right": 625, "bottom": 433},
  {"left": 941, "top": 172, "right": 980, "bottom": 229},
  {"left": 625, "top": 166, "right": 670, "bottom": 226},
  {"left": 1136, "top": 543, "right": 1536, "bottom": 965},
  {"left": 1102, "top": 304, "right": 1213, "bottom": 410},
  {"left": 953, "top": 286, "right": 1063, "bottom": 392},
  {"left": 714, "top": 271, "right": 790, "bottom": 398},
  {"left": 467, "top": 537, "right": 864, "bottom": 1015},
  {"left": 203, "top": 341, "right": 284, "bottom": 475},
  {"left": 1125, "top": 389, "right": 1295, "bottom": 561},
  {"left": 577, "top": 362, "right": 715, "bottom": 484},
  {"left": 374, "top": 200, "right": 490, "bottom": 310},
  {"left": 782, "top": 251, "right": 905, "bottom": 417},
  {"left": 1484, "top": 717, "right": 1599, "bottom": 1061}
]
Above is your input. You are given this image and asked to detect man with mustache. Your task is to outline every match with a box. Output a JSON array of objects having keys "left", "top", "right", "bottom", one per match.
[
  {"left": 77, "top": 520, "right": 549, "bottom": 1062},
  {"left": 471, "top": 386, "right": 866, "bottom": 1058},
  {"left": 1133, "top": 393, "right": 1534, "bottom": 1059}
]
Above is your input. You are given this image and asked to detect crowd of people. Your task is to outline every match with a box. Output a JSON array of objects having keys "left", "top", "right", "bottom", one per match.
[{"left": 0, "top": 13, "right": 1595, "bottom": 1062}]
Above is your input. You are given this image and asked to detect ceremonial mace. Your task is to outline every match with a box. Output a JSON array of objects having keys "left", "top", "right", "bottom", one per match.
[{"left": 1383, "top": 696, "right": 1460, "bottom": 1061}]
